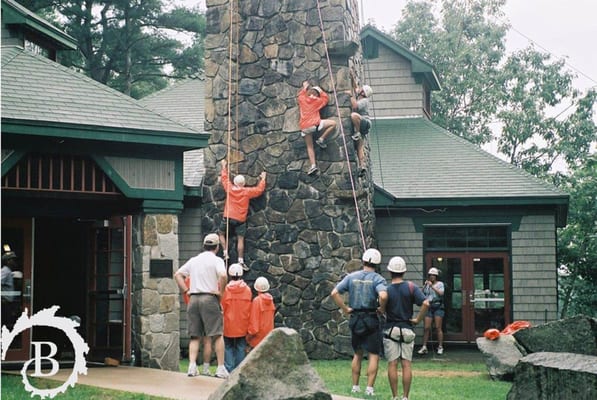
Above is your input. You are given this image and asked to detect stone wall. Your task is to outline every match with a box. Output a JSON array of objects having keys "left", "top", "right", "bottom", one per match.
[
  {"left": 131, "top": 214, "right": 181, "bottom": 370},
  {"left": 201, "top": 0, "right": 373, "bottom": 358}
]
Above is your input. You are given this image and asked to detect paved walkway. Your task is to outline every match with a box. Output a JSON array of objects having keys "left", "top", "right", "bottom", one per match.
[{"left": 44, "top": 365, "right": 355, "bottom": 400}]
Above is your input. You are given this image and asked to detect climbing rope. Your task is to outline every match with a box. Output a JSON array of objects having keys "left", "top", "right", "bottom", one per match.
[
  {"left": 315, "top": 0, "right": 367, "bottom": 252},
  {"left": 223, "top": 0, "right": 241, "bottom": 265}
]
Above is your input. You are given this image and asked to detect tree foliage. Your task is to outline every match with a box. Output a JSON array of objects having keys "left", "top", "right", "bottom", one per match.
[
  {"left": 18, "top": 0, "right": 205, "bottom": 98},
  {"left": 556, "top": 156, "right": 597, "bottom": 317}
]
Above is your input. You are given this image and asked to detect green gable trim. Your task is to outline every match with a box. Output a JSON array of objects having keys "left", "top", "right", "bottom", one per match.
[
  {"left": 413, "top": 215, "right": 522, "bottom": 232},
  {"left": 142, "top": 199, "right": 184, "bottom": 214},
  {"left": 1, "top": 149, "right": 25, "bottom": 178},
  {"left": 2, "top": 120, "right": 209, "bottom": 151},
  {"left": 1, "top": 0, "right": 78, "bottom": 50},
  {"left": 361, "top": 25, "right": 441, "bottom": 91},
  {"left": 93, "top": 156, "right": 183, "bottom": 201}
]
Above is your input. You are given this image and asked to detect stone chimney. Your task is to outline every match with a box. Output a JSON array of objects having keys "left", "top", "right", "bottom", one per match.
[{"left": 202, "top": 0, "right": 374, "bottom": 357}]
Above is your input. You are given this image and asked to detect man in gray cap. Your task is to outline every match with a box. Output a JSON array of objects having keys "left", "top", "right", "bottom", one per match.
[
  {"left": 381, "top": 256, "right": 429, "bottom": 400},
  {"left": 175, "top": 233, "right": 229, "bottom": 378}
]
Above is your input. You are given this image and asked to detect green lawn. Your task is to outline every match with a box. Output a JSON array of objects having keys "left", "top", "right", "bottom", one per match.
[{"left": 2, "top": 358, "right": 511, "bottom": 400}]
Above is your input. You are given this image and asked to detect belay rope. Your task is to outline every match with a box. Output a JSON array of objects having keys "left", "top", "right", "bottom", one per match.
[
  {"left": 315, "top": 0, "right": 367, "bottom": 252},
  {"left": 223, "top": 0, "right": 242, "bottom": 266}
]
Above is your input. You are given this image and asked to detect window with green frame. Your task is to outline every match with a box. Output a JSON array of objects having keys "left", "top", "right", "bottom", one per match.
[{"left": 424, "top": 226, "right": 509, "bottom": 251}]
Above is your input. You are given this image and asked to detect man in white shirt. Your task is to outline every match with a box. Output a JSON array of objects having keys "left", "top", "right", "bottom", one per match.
[{"left": 175, "top": 233, "right": 228, "bottom": 378}]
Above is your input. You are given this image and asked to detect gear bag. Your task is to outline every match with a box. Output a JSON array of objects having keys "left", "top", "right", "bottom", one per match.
[{"left": 349, "top": 312, "right": 379, "bottom": 336}]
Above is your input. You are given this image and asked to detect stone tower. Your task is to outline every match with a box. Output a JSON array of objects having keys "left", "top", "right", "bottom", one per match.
[{"left": 202, "top": 0, "right": 374, "bottom": 357}]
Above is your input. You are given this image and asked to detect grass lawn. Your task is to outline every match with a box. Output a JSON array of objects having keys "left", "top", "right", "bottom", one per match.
[{"left": 2, "top": 357, "right": 511, "bottom": 400}]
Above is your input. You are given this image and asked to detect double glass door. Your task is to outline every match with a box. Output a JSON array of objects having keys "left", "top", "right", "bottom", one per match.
[{"left": 425, "top": 252, "right": 510, "bottom": 342}]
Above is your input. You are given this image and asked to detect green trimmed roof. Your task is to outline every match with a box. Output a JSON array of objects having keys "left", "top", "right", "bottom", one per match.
[
  {"left": 370, "top": 117, "right": 568, "bottom": 210},
  {"left": 1, "top": 0, "right": 77, "bottom": 50},
  {"left": 1, "top": 46, "right": 205, "bottom": 143},
  {"left": 361, "top": 25, "right": 441, "bottom": 91}
]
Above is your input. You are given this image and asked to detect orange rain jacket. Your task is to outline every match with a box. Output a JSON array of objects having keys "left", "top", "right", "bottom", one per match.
[
  {"left": 297, "top": 87, "right": 329, "bottom": 130},
  {"left": 247, "top": 292, "right": 275, "bottom": 348},
  {"left": 221, "top": 166, "right": 266, "bottom": 223},
  {"left": 221, "top": 280, "right": 252, "bottom": 338}
]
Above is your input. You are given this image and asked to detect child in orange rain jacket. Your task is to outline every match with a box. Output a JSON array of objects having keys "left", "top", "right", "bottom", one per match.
[
  {"left": 219, "top": 159, "right": 266, "bottom": 271},
  {"left": 247, "top": 277, "right": 276, "bottom": 349},
  {"left": 221, "top": 263, "right": 252, "bottom": 372}
]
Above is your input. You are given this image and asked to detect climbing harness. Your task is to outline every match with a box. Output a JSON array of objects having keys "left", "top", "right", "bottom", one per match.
[{"left": 315, "top": 0, "right": 367, "bottom": 251}]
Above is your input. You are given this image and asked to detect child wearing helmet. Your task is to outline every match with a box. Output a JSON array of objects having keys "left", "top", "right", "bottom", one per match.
[
  {"left": 247, "top": 277, "right": 275, "bottom": 349},
  {"left": 418, "top": 267, "right": 446, "bottom": 355},
  {"left": 221, "top": 263, "right": 252, "bottom": 372},
  {"left": 347, "top": 71, "right": 373, "bottom": 176},
  {"left": 297, "top": 80, "right": 337, "bottom": 175},
  {"left": 219, "top": 159, "right": 267, "bottom": 271}
]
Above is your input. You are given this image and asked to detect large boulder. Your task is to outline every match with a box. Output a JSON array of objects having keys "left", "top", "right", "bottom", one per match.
[
  {"left": 476, "top": 334, "right": 526, "bottom": 381},
  {"left": 208, "top": 327, "right": 332, "bottom": 400},
  {"left": 513, "top": 315, "right": 597, "bottom": 355},
  {"left": 506, "top": 352, "right": 597, "bottom": 400}
]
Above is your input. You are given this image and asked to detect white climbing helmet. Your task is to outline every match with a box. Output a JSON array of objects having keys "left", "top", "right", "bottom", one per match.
[
  {"left": 233, "top": 175, "right": 246, "bottom": 186},
  {"left": 362, "top": 248, "right": 381, "bottom": 265},
  {"left": 254, "top": 277, "right": 270, "bottom": 292},
  {"left": 428, "top": 267, "right": 440, "bottom": 276},
  {"left": 228, "top": 263, "right": 244, "bottom": 277},
  {"left": 387, "top": 256, "right": 407, "bottom": 273},
  {"left": 361, "top": 85, "right": 373, "bottom": 97}
]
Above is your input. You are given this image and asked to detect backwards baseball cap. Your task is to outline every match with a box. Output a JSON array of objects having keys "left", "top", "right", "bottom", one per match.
[{"left": 203, "top": 233, "right": 220, "bottom": 245}]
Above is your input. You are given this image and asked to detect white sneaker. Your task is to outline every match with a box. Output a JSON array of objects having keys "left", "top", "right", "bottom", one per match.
[
  {"left": 215, "top": 365, "right": 229, "bottom": 379},
  {"left": 187, "top": 364, "right": 198, "bottom": 377},
  {"left": 365, "top": 386, "right": 375, "bottom": 396},
  {"left": 307, "top": 165, "right": 319, "bottom": 175},
  {"left": 417, "top": 345, "right": 428, "bottom": 355},
  {"left": 352, "top": 132, "right": 361, "bottom": 141},
  {"left": 437, "top": 346, "right": 444, "bottom": 355},
  {"left": 351, "top": 385, "right": 360, "bottom": 393},
  {"left": 200, "top": 365, "right": 211, "bottom": 376}
]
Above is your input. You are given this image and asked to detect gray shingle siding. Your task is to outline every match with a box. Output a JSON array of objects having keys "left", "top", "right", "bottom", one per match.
[{"left": 511, "top": 214, "right": 558, "bottom": 325}]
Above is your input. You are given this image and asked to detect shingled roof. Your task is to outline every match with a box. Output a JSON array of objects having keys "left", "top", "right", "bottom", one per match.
[
  {"left": 139, "top": 78, "right": 206, "bottom": 187},
  {"left": 1, "top": 46, "right": 202, "bottom": 138},
  {"left": 370, "top": 117, "right": 568, "bottom": 216}
]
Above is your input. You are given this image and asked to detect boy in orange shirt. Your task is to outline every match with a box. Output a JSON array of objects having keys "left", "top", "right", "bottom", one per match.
[
  {"left": 219, "top": 160, "right": 266, "bottom": 270},
  {"left": 297, "top": 80, "right": 337, "bottom": 175},
  {"left": 247, "top": 277, "right": 276, "bottom": 349},
  {"left": 221, "top": 263, "right": 252, "bottom": 372}
]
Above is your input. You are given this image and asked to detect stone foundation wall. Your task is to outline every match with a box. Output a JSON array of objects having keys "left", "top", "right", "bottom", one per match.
[
  {"left": 202, "top": 0, "right": 373, "bottom": 358},
  {"left": 131, "top": 214, "right": 181, "bottom": 370}
]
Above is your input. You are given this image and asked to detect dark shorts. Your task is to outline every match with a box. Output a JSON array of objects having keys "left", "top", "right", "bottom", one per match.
[
  {"left": 426, "top": 304, "right": 445, "bottom": 318},
  {"left": 187, "top": 294, "right": 223, "bottom": 337},
  {"left": 359, "top": 118, "right": 371, "bottom": 135},
  {"left": 350, "top": 313, "right": 382, "bottom": 355},
  {"left": 219, "top": 218, "right": 247, "bottom": 237}
]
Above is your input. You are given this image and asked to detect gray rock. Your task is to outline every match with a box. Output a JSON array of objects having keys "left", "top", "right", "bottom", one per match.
[
  {"left": 208, "top": 327, "right": 332, "bottom": 400},
  {"left": 513, "top": 315, "right": 597, "bottom": 356},
  {"left": 506, "top": 352, "right": 597, "bottom": 400},
  {"left": 476, "top": 334, "right": 526, "bottom": 381}
]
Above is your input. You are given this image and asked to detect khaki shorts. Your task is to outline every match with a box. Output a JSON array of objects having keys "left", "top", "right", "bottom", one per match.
[
  {"left": 383, "top": 327, "right": 416, "bottom": 361},
  {"left": 187, "top": 294, "right": 223, "bottom": 337},
  {"left": 301, "top": 120, "right": 331, "bottom": 137}
]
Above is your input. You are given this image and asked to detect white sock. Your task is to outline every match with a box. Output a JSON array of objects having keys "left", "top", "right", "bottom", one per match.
[
  {"left": 203, "top": 362, "right": 210, "bottom": 369},
  {"left": 238, "top": 257, "right": 244, "bottom": 263}
]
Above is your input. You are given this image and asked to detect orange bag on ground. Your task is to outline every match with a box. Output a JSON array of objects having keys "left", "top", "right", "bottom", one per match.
[{"left": 501, "top": 321, "right": 531, "bottom": 335}]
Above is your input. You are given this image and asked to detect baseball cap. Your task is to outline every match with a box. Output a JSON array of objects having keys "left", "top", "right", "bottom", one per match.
[{"left": 203, "top": 233, "right": 220, "bottom": 245}]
